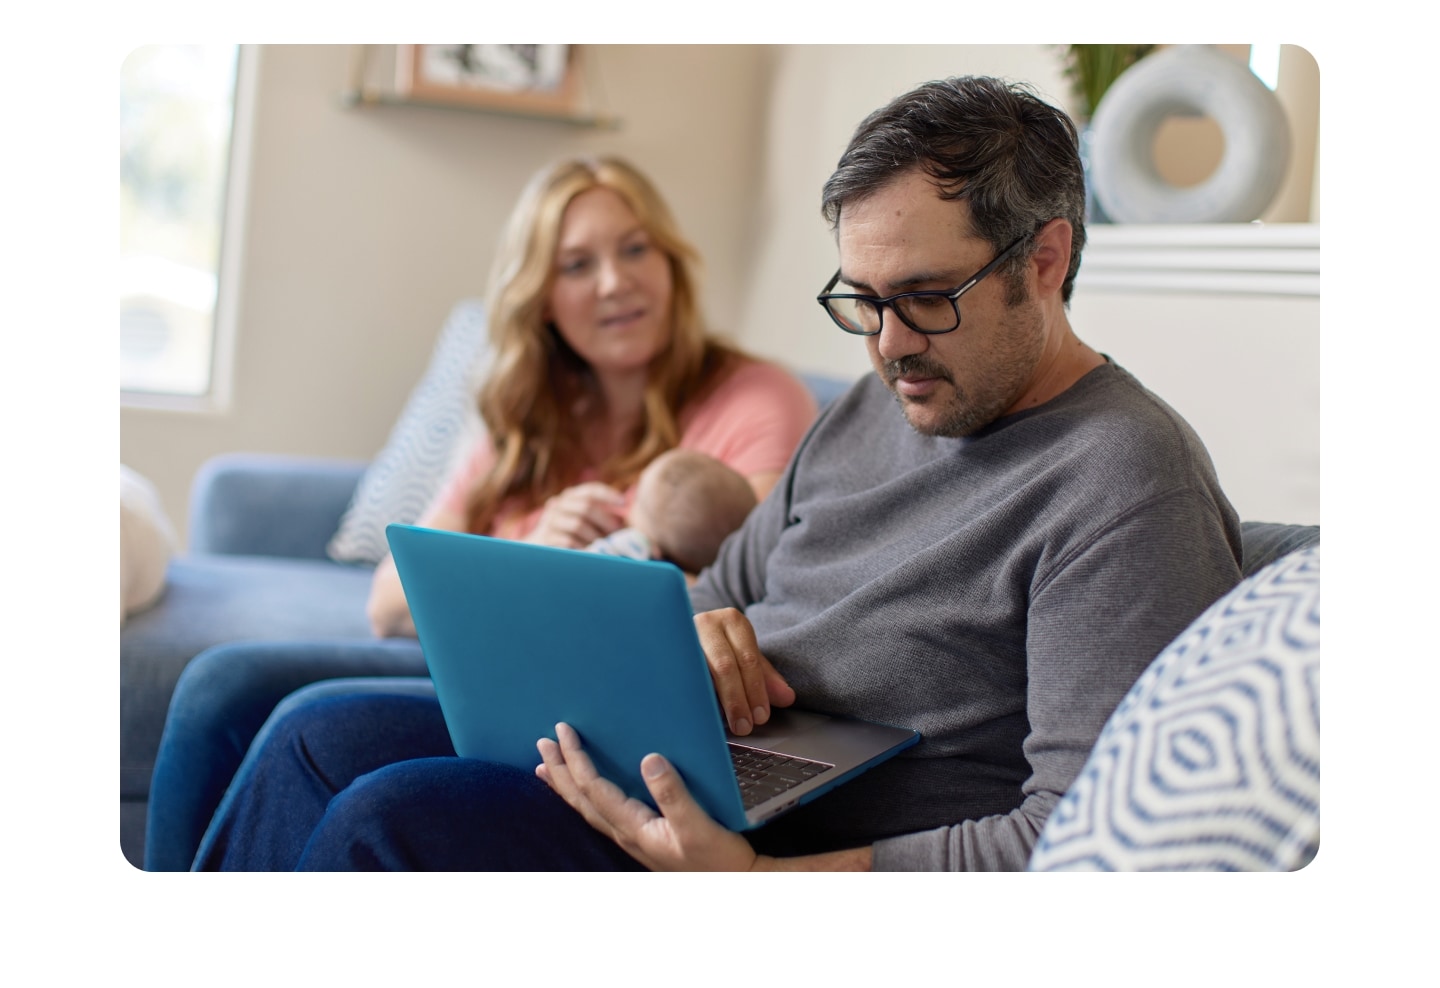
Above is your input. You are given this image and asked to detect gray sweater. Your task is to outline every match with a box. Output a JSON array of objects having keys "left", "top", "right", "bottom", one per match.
[{"left": 689, "top": 362, "right": 1242, "bottom": 870}]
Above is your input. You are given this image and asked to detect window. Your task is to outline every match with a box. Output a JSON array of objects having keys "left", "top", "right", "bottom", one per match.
[{"left": 119, "top": 45, "right": 248, "bottom": 403}]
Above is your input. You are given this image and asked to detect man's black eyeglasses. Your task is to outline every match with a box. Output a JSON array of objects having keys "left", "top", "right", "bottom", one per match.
[{"left": 815, "top": 233, "right": 1031, "bottom": 336}]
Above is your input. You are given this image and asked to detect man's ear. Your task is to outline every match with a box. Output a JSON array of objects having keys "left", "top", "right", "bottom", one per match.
[{"left": 1030, "top": 218, "right": 1073, "bottom": 298}]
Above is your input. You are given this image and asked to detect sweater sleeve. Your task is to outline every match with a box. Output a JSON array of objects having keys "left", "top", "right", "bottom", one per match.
[
  {"left": 871, "top": 488, "right": 1241, "bottom": 871},
  {"left": 687, "top": 433, "right": 801, "bottom": 615},
  {"left": 688, "top": 382, "right": 836, "bottom": 615}
]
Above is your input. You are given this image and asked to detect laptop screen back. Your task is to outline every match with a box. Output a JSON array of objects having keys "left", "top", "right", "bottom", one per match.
[{"left": 385, "top": 524, "right": 751, "bottom": 830}]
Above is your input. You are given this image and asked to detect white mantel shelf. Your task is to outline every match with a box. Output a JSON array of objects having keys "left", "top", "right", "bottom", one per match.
[{"left": 1082, "top": 223, "right": 1319, "bottom": 297}]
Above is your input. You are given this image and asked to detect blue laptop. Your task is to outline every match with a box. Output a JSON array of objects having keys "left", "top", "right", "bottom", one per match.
[{"left": 385, "top": 523, "right": 919, "bottom": 831}]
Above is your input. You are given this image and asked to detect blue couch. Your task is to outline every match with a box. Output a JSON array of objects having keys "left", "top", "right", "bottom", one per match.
[
  {"left": 119, "top": 373, "right": 854, "bottom": 868},
  {"left": 119, "top": 372, "right": 1319, "bottom": 870},
  {"left": 121, "top": 454, "right": 377, "bottom": 866}
]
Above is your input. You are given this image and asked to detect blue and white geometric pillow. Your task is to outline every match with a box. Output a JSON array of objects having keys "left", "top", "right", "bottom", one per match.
[
  {"left": 1029, "top": 545, "right": 1320, "bottom": 871},
  {"left": 326, "top": 299, "right": 491, "bottom": 565}
]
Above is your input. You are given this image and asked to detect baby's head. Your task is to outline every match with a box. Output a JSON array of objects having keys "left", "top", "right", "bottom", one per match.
[{"left": 630, "top": 449, "right": 757, "bottom": 574}]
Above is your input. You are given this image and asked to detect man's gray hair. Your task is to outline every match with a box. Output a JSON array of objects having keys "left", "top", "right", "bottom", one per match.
[{"left": 821, "top": 76, "right": 1087, "bottom": 304}]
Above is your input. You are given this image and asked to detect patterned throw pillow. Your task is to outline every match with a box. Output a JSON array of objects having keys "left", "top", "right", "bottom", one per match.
[
  {"left": 326, "top": 300, "right": 490, "bottom": 565},
  {"left": 1029, "top": 545, "right": 1320, "bottom": 871}
]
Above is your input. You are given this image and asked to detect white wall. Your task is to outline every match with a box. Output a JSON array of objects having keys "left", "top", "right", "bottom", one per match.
[
  {"left": 1069, "top": 290, "right": 1320, "bottom": 525},
  {"left": 120, "top": 44, "right": 776, "bottom": 544},
  {"left": 120, "top": 44, "right": 1320, "bottom": 543},
  {"left": 731, "top": 44, "right": 1071, "bottom": 383}
]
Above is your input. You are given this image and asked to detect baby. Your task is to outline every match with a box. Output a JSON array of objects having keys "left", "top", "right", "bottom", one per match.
[{"left": 586, "top": 448, "right": 757, "bottom": 574}]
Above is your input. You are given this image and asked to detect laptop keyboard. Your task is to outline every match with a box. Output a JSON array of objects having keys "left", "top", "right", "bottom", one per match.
[{"left": 728, "top": 744, "right": 834, "bottom": 810}]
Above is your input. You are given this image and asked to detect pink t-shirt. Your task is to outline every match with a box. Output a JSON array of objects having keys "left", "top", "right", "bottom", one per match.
[{"left": 431, "top": 357, "right": 820, "bottom": 539}]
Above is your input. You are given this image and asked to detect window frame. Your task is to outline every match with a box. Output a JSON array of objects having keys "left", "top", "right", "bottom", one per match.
[{"left": 120, "top": 43, "right": 259, "bottom": 414}]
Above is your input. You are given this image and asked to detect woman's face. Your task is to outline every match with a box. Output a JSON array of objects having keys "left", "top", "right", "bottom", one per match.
[{"left": 545, "top": 186, "right": 675, "bottom": 381}]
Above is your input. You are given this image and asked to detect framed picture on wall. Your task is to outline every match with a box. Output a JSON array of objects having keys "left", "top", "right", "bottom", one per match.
[{"left": 395, "top": 45, "right": 581, "bottom": 116}]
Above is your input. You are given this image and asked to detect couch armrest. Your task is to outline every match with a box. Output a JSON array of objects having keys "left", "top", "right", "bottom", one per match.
[
  {"left": 1238, "top": 520, "right": 1320, "bottom": 578},
  {"left": 188, "top": 453, "right": 368, "bottom": 560}
]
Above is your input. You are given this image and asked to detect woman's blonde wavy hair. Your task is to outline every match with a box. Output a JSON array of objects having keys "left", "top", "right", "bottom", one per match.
[{"left": 466, "top": 156, "right": 743, "bottom": 534}]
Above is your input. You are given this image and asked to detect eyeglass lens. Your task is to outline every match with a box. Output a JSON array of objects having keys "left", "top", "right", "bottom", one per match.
[{"left": 825, "top": 292, "right": 958, "bottom": 334}]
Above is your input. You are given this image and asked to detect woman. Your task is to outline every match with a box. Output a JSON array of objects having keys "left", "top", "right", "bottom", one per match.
[
  {"left": 145, "top": 156, "right": 817, "bottom": 871},
  {"left": 365, "top": 155, "right": 811, "bottom": 634}
]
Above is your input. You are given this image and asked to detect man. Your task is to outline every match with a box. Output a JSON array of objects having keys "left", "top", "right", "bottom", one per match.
[
  {"left": 199, "top": 76, "right": 1242, "bottom": 871},
  {"left": 533, "top": 75, "right": 1242, "bottom": 871}
]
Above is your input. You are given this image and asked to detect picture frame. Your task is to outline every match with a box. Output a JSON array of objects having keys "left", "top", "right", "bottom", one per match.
[{"left": 394, "top": 45, "right": 581, "bottom": 117}]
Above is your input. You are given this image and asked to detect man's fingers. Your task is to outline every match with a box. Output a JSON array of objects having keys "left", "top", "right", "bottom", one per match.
[
  {"left": 544, "top": 725, "right": 759, "bottom": 872},
  {"left": 722, "top": 620, "right": 773, "bottom": 729},
  {"left": 765, "top": 668, "right": 797, "bottom": 709},
  {"left": 639, "top": 753, "right": 706, "bottom": 829},
  {"left": 695, "top": 609, "right": 791, "bottom": 735},
  {"left": 556, "top": 722, "right": 619, "bottom": 795},
  {"left": 694, "top": 611, "right": 760, "bottom": 733},
  {"left": 536, "top": 736, "right": 583, "bottom": 803},
  {"left": 554, "top": 723, "right": 655, "bottom": 835},
  {"left": 638, "top": 753, "right": 758, "bottom": 870},
  {"left": 537, "top": 734, "right": 615, "bottom": 837}
]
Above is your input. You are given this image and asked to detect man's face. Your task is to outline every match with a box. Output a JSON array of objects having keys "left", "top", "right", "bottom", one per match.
[{"left": 835, "top": 170, "right": 1047, "bottom": 438}]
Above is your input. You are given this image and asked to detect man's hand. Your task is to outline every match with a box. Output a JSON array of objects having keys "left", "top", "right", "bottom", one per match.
[
  {"left": 693, "top": 608, "right": 796, "bottom": 735},
  {"left": 536, "top": 723, "right": 761, "bottom": 871},
  {"left": 537, "top": 724, "right": 876, "bottom": 872},
  {"left": 524, "top": 482, "right": 627, "bottom": 549}
]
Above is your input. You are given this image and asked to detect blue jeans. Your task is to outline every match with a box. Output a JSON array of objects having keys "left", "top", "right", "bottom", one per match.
[
  {"left": 143, "top": 638, "right": 430, "bottom": 871},
  {"left": 193, "top": 691, "right": 645, "bottom": 871}
]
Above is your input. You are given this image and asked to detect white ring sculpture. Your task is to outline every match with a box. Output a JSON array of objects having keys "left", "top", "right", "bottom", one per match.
[{"left": 1089, "top": 45, "right": 1291, "bottom": 224}]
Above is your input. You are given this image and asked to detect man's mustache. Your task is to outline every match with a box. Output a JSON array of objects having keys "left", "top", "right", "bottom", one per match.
[{"left": 883, "top": 355, "right": 954, "bottom": 386}]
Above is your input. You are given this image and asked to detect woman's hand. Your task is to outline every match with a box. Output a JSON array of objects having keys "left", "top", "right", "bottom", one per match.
[{"left": 524, "top": 482, "right": 628, "bottom": 549}]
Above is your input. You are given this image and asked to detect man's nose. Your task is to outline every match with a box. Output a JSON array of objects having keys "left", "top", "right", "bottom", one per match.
[{"left": 874, "top": 308, "right": 929, "bottom": 361}]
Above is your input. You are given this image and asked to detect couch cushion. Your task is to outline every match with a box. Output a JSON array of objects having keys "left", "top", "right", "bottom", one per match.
[
  {"left": 1028, "top": 544, "right": 1320, "bottom": 871},
  {"left": 327, "top": 299, "right": 491, "bottom": 564},
  {"left": 189, "top": 454, "right": 367, "bottom": 560},
  {"left": 120, "top": 554, "right": 377, "bottom": 799}
]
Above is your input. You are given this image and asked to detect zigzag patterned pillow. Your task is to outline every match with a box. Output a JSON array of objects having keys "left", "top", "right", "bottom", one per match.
[
  {"left": 1029, "top": 545, "right": 1320, "bottom": 871},
  {"left": 326, "top": 300, "right": 490, "bottom": 565}
]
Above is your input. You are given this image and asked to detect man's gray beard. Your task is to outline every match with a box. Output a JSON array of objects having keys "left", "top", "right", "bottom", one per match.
[
  {"left": 882, "top": 353, "right": 1017, "bottom": 438},
  {"left": 883, "top": 298, "right": 1045, "bottom": 438},
  {"left": 888, "top": 376, "right": 1012, "bottom": 438}
]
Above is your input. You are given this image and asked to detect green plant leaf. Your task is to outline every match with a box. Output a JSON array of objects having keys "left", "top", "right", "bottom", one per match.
[{"left": 1059, "top": 44, "right": 1156, "bottom": 119}]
